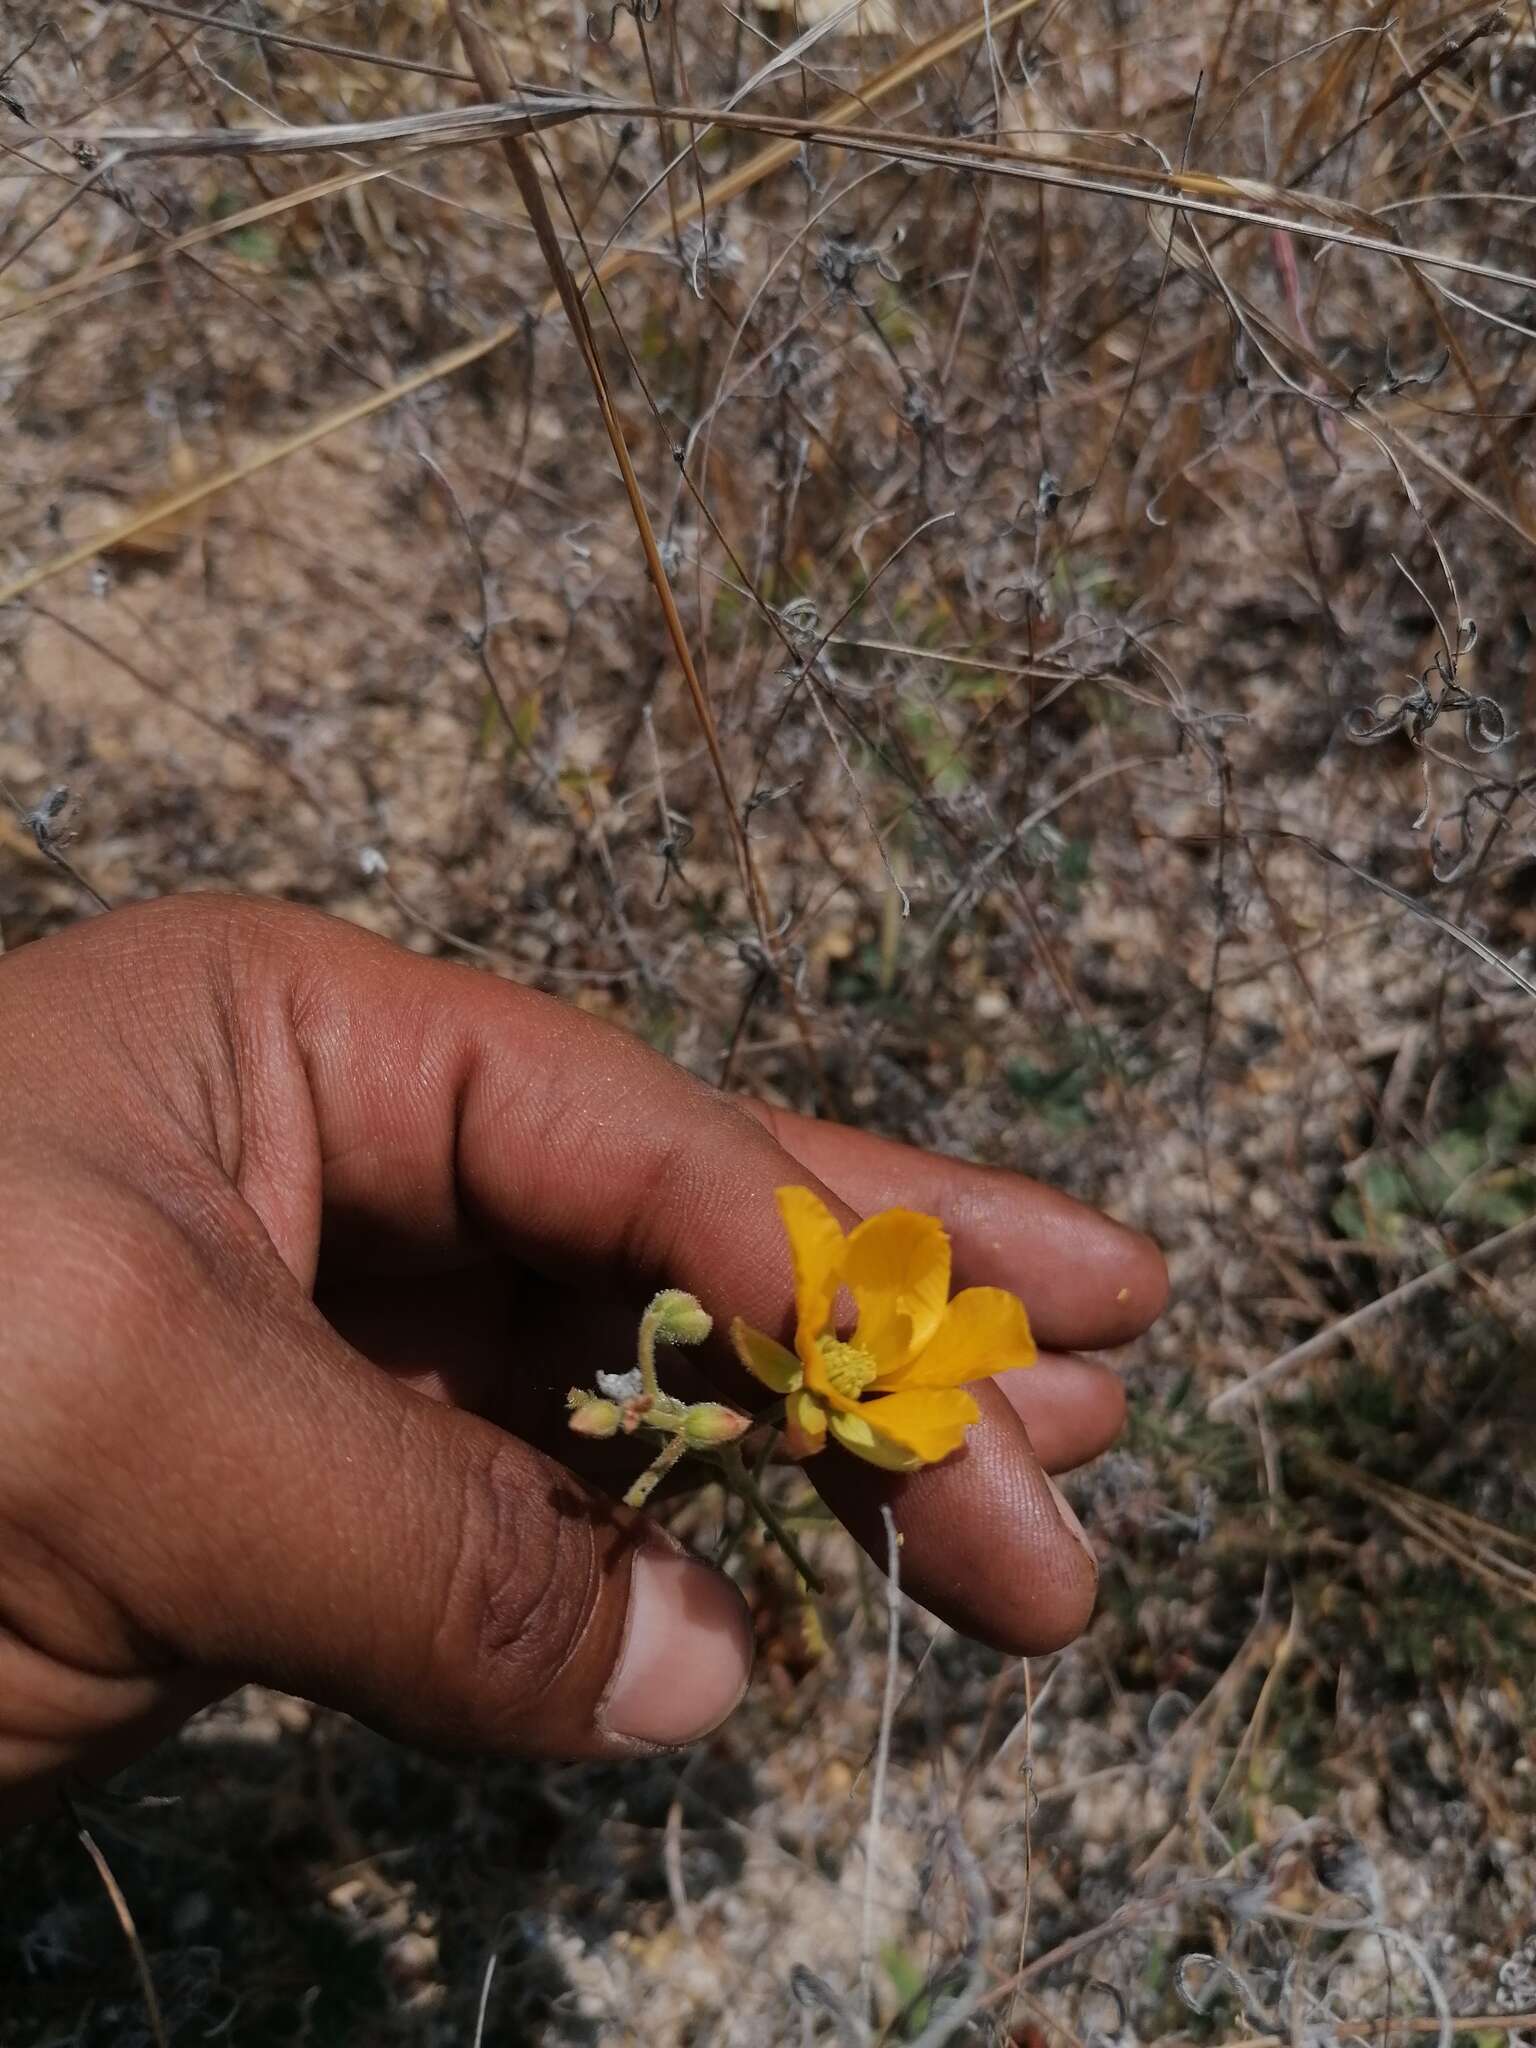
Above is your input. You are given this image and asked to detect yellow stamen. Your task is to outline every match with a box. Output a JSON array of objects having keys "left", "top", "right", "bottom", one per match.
[{"left": 817, "top": 1337, "right": 878, "bottom": 1399}]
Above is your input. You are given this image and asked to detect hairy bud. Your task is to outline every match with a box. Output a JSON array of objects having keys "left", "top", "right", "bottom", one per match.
[
  {"left": 682, "top": 1402, "right": 751, "bottom": 1446},
  {"left": 647, "top": 1289, "right": 712, "bottom": 1346},
  {"left": 566, "top": 1392, "right": 622, "bottom": 1439}
]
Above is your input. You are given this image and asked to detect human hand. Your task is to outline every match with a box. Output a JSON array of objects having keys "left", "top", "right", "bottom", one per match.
[{"left": 0, "top": 897, "right": 1165, "bottom": 1828}]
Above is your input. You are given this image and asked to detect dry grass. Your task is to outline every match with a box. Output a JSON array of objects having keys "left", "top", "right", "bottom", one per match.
[{"left": 3, "top": 1, "right": 1536, "bottom": 2041}]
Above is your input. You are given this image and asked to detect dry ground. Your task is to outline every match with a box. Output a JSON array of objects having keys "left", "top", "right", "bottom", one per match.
[{"left": 2, "top": 1, "right": 1536, "bottom": 2042}]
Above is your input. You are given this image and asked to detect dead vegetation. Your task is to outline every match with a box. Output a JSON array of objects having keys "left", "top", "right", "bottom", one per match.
[{"left": 3, "top": 0, "right": 1536, "bottom": 2041}]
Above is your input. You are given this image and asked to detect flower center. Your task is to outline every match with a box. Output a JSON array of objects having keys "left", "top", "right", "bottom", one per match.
[{"left": 817, "top": 1337, "right": 878, "bottom": 1400}]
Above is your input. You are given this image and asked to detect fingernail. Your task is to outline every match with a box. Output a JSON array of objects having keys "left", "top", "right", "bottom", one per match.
[
  {"left": 601, "top": 1549, "right": 753, "bottom": 1746},
  {"left": 1046, "top": 1475, "right": 1098, "bottom": 1571}
]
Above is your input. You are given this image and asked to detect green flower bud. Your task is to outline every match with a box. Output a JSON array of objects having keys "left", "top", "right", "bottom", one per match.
[
  {"left": 647, "top": 1289, "right": 713, "bottom": 1346},
  {"left": 682, "top": 1401, "right": 751, "bottom": 1446}
]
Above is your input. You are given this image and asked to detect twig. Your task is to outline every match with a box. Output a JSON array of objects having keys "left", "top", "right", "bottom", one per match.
[
  {"left": 899, "top": 1820, "right": 993, "bottom": 2048},
  {"left": 73, "top": 93, "right": 1536, "bottom": 301},
  {"left": 861, "top": 1505, "right": 902, "bottom": 2020},
  {"left": 71, "top": 1803, "right": 169, "bottom": 2048},
  {"left": 1270, "top": 831, "right": 1536, "bottom": 1000},
  {"left": 471, "top": 1945, "right": 498, "bottom": 2048},
  {"left": 1004, "top": 1658, "right": 1036, "bottom": 2042},
  {"left": 664, "top": 1796, "right": 696, "bottom": 1936},
  {"left": 720, "top": 1448, "right": 825, "bottom": 1592},
  {"left": 1209, "top": 1213, "right": 1536, "bottom": 1416},
  {"left": 1, "top": 162, "right": 394, "bottom": 326},
  {"left": 1288, "top": 8, "right": 1508, "bottom": 188},
  {"left": 447, "top": 4, "right": 821, "bottom": 1091},
  {"left": 1219, "top": 2014, "right": 1536, "bottom": 2047},
  {"left": 980, "top": 1884, "right": 1227, "bottom": 2010},
  {"left": 71, "top": 94, "right": 590, "bottom": 159},
  {"left": 0, "top": 775, "right": 112, "bottom": 913},
  {"left": 790, "top": 1966, "right": 868, "bottom": 2048},
  {"left": 114, "top": 0, "right": 479, "bottom": 81},
  {"left": 0, "top": 3, "right": 1083, "bottom": 612}
]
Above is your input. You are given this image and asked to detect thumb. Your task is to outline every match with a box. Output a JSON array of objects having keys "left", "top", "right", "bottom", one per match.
[{"left": 54, "top": 1236, "right": 753, "bottom": 1763}]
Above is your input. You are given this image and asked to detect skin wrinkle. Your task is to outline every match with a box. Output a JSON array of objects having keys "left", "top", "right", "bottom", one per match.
[
  {"left": 84, "top": 922, "right": 229, "bottom": 1169},
  {"left": 218, "top": 945, "right": 312, "bottom": 1255},
  {"left": 0, "top": 1624, "right": 163, "bottom": 1741},
  {"left": 445, "top": 1025, "right": 481, "bottom": 1269},
  {"left": 608, "top": 1115, "right": 761, "bottom": 1304},
  {"left": 172, "top": 1261, "right": 612, "bottom": 1758},
  {"left": 393, "top": 1384, "right": 483, "bottom": 1703},
  {"left": 0, "top": 1512, "right": 160, "bottom": 1682},
  {"left": 360, "top": 1004, "right": 470, "bottom": 1247},
  {"left": 291, "top": 970, "right": 456, "bottom": 1270},
  {"left": 444, "top": 957, "right": 786, "bottom": 1298},
  {"left": 455, "top": 1014, "right": 596, "bottom": 1262},
  {"left": 177, "top": 910, "right": 252, "bottom": 1186},
  {"left": 232, "top": 1030, "right": 326, "bottom": 1290},
  {"left": 463, "top": 1022, "right": 679, "bottom": 1278},
  {"left": 463, "top": 1045, "right": 665, "bottom": 1279},
  {"left": 1, "top": 927, "right": 241, "bottom": 1273}
]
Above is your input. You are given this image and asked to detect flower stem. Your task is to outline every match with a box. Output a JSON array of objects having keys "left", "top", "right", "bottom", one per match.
[
  {"left": 624, "top": 1432, "right": 689, "bottom": 1510},
  {"left": 721, "top": 1449, "right": 825, "bottom": 1593},
  {"left": 635, "top": 1304, "right": 662, "bottom": 1407}
]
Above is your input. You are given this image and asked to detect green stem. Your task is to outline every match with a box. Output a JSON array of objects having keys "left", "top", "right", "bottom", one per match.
[
  {"left": 624, "top": 1432, "right": 689, "bottom": 1510},
  {"left": 635, "top": 1305, "right": 662, "bottom": 1407},
  {"left": 709, "top": 1428, "right": 775, "bottom": 1574},
  {"left": 722, "top": 1449, "right": 825, "bottom": 1593}
]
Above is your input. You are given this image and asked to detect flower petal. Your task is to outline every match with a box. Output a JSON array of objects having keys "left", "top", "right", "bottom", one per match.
[
  {"left": 882, "top": 1286, "right": 1036, "bottom": 1391},
  {"left": 828, "top": 1408, "right": 919, "bottom": 1471},
  {"left": 829, "top": 1387, "right": 980, "bottom": 1469},
  {"left": 776, "top": 1186, "right": 845, "bottom": 1365},
  {"left": 784, "top": 1388, "right": 829, "bottom": 1460},
  {"left": 843, "top": 1208, "right": 952, "bottom": 1373},
  {"left": 729, "top": 1318, "right": 802, "bottom": 1394}
]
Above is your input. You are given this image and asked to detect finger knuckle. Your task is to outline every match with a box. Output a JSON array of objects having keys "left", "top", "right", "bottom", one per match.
[
  {"left": 617, "top": 1101, "right": 780, "bottom": 1283},
  {"left": 68, "top": 896, "right": 347, "bottom": 1077}
]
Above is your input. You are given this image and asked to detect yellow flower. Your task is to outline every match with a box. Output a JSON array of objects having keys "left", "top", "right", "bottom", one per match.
[{"left": 730, "top": 1187, "right": 1037, "bottom": 1472}]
